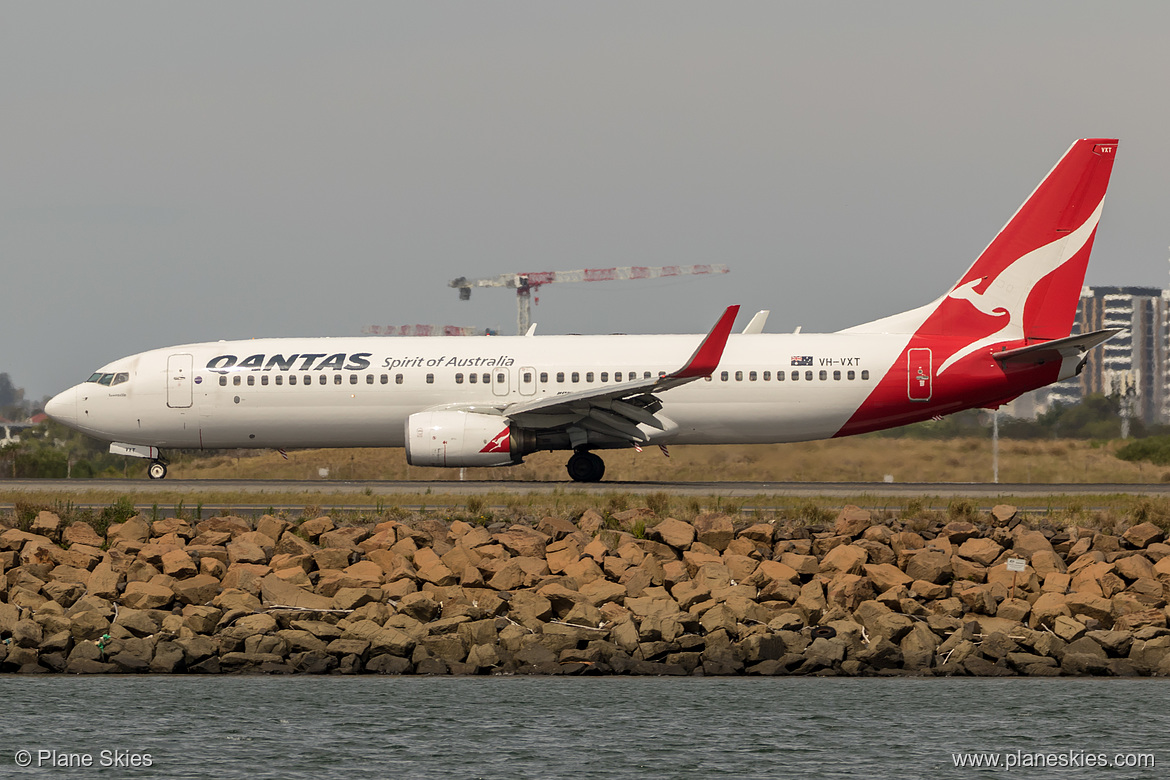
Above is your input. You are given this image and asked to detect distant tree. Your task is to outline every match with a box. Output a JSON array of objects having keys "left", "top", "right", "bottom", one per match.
[{"left": 0, "top": 373, "right": 24, "bottom": 417}]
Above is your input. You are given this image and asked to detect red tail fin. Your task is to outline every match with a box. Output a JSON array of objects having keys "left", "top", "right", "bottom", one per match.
[{"left": 921, "top": 139, "right": 1117, "bottom": 373}]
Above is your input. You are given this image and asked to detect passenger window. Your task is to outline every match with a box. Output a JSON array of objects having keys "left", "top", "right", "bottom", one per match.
[
  {"left": 456, "top": 373, "right": 464, "bottom": 384},
  {"left": 615, "top": 372, "right": 622, "bottom": 382},
  {"left": 776, "top": 371, "right": 784, "bottom": 381},
  {"left": 247, "top": 375, "right": 255, "bottom": 386},
  {"left": 426, "top": 374, "right": 434, "bottom": 384},
  {"left": 366, "top": 374, "right": 374, "bottom": 385},
  {"left": 523, "top": 372, "right": 533, "bottom": 383},
  {"left": 349, "top": 374, "right": 357, "bottom": 385},
  {"left": 847, "top": 370, "right": 855, "bottom": 380},
  {"left": 275, "top": 375, "right": 283, "bottom": 386},
  {"left": 290, "top": 375, "right": 297, "bottom": 386},
  {"left": 233, "top": 376, "right": 241, "bottom": 386},
  {"left": 791, "top": 371, "right": 799, "bottom": 381},
  {"left": 572, "top": 372, "right": 580, "bottom": 383},
  {"left": 833, "top": 370, "right": 841, "bottom": 380},
  {"left": 318, "top": 374, "right": 326, "bottom": 385},
  {"left": 469, "top": 373, "right": 477, "bottom": 384},
  {"left": 749, "top": 371, "right": 757, "bottom": 381},
  {"left": 482, "top": 373, "right": 489, "bottom": 384},
  {"left": 261, "top": 375, "right": 268, "bottom": 386},
  {"left": 721, "top": 371, "right": 729, "bottom": 381},
  {"left": 333, "top": 374, "right": 342, "bottom": 385},
  {"left": 763, "top": 371, "right": 771, "bottom": 381},
  {"left": 496, "top": 373, "right": 505, "bottom": 384},
  {"left": 395, "top": 374, "right": 402, "bottom": 384},
  {"left": 219, "top": 376, "right": 227, "bottom": 387},
  {"left": 600, "top": 372, "right": 608, "bottom": 382},
  {"left": 585, "top": 372, "right": 594, "bottom": 383},
  {"left": 556, "top": 372, "right": 564, "bottom": 383},
  {"left": 861, "top": 370, "right": 870, "bottom": 380},
  {"left": 539, "top": 372, "right": 548, "bottom": 383},
  {"left": 735, "top": 371, "right": 744, "bottom": 381}
]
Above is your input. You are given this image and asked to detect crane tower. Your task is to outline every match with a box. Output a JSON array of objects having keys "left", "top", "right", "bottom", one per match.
[{"left": 449, "top": 264, "right": 729, "bottom": 335}]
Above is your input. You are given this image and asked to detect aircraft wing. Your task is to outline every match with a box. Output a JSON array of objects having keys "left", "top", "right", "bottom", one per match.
[
  {"left": 992, "top": 328, "right": 1121, "bottom": 365},
  {"left": 502, "top": 305, "right": 739, "bottom": 442}
]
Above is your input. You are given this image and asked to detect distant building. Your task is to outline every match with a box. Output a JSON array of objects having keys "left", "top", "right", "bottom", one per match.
[{"left": 1045, "top": 286, "right": 1170, "bottom": 424}]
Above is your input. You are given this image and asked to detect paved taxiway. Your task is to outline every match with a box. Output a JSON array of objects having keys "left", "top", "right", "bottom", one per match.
[{"left": 3, "top": 479, "right": 1169, "bottom": 498}]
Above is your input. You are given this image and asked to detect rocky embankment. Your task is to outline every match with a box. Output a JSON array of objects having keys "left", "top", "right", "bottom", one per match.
[{"left": 3, "top": 505, "right": 1170, "bottom": 676}]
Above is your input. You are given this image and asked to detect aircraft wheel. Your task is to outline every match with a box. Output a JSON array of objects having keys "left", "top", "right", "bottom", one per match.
[
  {"left": 148, "top": 461, "right": 168, "bottom": 480},
  {"left": 566, "top": 451, "right": 605, "bottom": 483}
]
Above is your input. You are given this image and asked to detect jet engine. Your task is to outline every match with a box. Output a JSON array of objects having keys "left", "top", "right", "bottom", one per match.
[{"left": 405, "top": 410, "right": 532, "bottom": 467}]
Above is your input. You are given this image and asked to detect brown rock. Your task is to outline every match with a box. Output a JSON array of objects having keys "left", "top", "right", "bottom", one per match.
[
  {"left": 172, "top": 573, "right": 223, "bottom": 605},
  {"left": 1123, "top": 522, "right": 1165, "bottom": 549},
  {"left": 298, "top": 516, "right": 335, "bottom": 541},
  {"left": 121, "top": 581, "right": 174, "bottom": 610},
  {"left": 160, "top": 549, "right": 198, "bottom": 579},
  {"left": 990, "top": 504, "right": 1018, "bottom": 526},
  {"left": 904, "top": 549, "right": 952, "bottom": 584},
  {"left": 863, "top": 563, "right": 913, "bottom": 592},
  {"left": 957, "top": 537, "right": 1002, "bottom": 566},
  {"left": 63, "top": 522, "right": 105, "bottom": 548},
  {"left": 260, "top": 574, "right": 335, "bottom": 610},
  {"left": 819, "top": 544, "right": 868, "bottom": 576},
  {"left": 1113, "top": 608, "right": 1167, "bottom": 632},
  {"left": 649, "top": 518, "right": 696, "bottom": 550},
  {"left": 1114, "top": 554, "right": 1157, "bottom": 582},
  {"left": 826, "top": 573, "right": 875, "bottom": 611},
  {"left": 692, "top": 514, "right": 735, "bottom": 553},
  {"left": 107, "top": 517, "right": 151, "bottom": 545},
  {"left": 833, "top": 506, "right": 873, "bottom": 538}
]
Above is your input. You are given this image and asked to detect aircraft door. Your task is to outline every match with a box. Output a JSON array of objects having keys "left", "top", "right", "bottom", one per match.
[
  {"left": 907, "top": 348, "right": 932, "bottom": 402},
  {"left": 492, "top": 368, "right": 510, "bottom": 397},
  {"left": 167, "top": 354, "right": 194, "bottom": 408},
  {"left": 518, "top": 366, "right": 537, "bottom": 396}
]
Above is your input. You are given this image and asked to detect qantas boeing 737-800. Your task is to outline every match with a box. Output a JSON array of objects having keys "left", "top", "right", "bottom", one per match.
[{"left": 46, "top": 138, "right": 1120, "bottom": 482}]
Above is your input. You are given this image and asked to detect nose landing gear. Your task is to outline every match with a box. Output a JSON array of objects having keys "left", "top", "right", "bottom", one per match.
[{"left": 566, "top": 450, "right": 605, "bottom": 483}]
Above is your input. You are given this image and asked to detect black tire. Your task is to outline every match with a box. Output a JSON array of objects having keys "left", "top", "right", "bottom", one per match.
[
  {"left": 810, "top": 625, "right": 837, "bottom": 640},
  {"left": 148, "top": 461, "right": 168, "bottom": 480},
  {"left": 566, "top": 451, "right": 606, "bottom": 483}
]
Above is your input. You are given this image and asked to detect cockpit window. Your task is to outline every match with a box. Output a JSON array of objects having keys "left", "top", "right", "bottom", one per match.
[{"left": 87, "top": 371, "right": 128, "bottom": 386}]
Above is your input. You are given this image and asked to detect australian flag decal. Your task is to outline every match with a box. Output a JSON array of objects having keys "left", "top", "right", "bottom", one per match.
[{"left": 790, "top": 356, "right": 813, "bottom": 366}]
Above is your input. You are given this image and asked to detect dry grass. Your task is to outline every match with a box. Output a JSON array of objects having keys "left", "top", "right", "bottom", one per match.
[{"left": 163, "top": 436, "right": 1157, "bottom": 484}]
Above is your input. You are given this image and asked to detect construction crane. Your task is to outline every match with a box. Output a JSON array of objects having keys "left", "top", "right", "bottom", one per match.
[
  {"left": 449, "top": 264, "right": 730, "bottom": 335},
  {"left": 360, "top": 324, "right": 498, "bottom": 337}
]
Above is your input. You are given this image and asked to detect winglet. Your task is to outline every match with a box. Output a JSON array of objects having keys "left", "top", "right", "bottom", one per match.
[{"left": 671, "top": 305, "right": 739, "bottom": 378}]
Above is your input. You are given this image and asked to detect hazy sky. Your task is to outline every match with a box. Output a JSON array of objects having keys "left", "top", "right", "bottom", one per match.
[{"left": 5, "top": 2, "right": 1170, "bottom": 401}]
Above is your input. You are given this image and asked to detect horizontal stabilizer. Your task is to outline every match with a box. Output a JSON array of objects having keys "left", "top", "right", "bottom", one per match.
[{"left": 992, "top": 328, "right": 1121, "bottom": 365}]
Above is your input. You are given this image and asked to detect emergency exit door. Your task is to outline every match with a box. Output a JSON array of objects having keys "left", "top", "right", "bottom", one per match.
[
  {"left": 907, "top": 348, "right": 932, "bottom": 401},
  {"left": 167, "top": 354, "right": 193, "bottom": 408}
]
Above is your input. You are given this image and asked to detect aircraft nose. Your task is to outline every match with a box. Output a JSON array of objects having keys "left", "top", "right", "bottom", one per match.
[{"left": 45, "top": 386, "right": 79, "bottom": 428}]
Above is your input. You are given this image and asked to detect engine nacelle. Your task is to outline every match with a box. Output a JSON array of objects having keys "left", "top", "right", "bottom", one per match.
[{"left": 405, "top": 411, "right": 525, "bottom": 468}]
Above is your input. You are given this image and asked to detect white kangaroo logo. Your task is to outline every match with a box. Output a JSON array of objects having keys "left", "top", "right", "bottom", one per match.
[{"left": 936, "top": 199, "right": 1104, "bottom": 376}]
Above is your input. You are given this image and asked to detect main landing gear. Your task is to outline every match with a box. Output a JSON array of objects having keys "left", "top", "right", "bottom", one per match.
[
  {"left": 147, "top": 458, "right": 169, "bottom": 480},
  {"left": 566, "top": 450, "right": 605, "bottom": 483}
]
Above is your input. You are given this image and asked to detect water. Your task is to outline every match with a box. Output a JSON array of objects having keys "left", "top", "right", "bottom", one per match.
[{"left": 2, "top": 677, "right": 1167, "bottom": 779}]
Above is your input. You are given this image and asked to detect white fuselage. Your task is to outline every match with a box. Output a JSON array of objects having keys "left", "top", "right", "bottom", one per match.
[{"left": 48, "top": 331, "right": 907, "bottom": 451}]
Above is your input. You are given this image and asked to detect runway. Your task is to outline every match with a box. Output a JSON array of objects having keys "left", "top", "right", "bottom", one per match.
[{"left": 3, "top": 478, "right": 1168, "bottom": 499}]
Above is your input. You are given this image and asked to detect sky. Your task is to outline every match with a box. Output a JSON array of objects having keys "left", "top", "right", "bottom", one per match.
[{"left": 4, "top": 2, "right": 1170, "bottom": 401}]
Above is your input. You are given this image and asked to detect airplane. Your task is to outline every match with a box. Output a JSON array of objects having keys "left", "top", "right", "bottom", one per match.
[{"left": 46, "top": 138, "right": 1120, "bottom": 483}]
